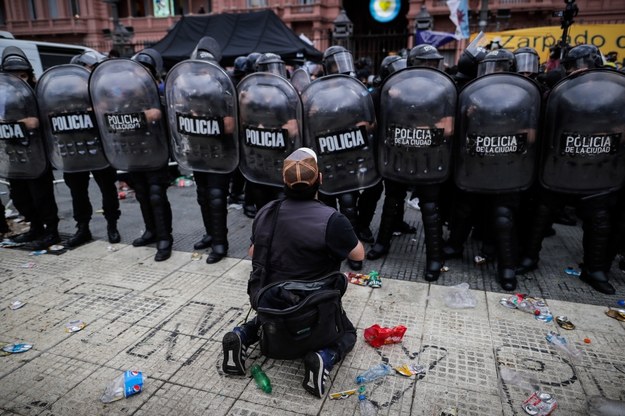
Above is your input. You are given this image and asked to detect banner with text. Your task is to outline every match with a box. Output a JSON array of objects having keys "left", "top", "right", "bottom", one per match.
[{"left": 472, "top": 24, "right": 625, "bottom": 64}]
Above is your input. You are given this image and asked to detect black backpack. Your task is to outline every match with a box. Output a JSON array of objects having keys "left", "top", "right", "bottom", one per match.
[{"left": 253, "top": 272, "right": 348, "bottom": 360}]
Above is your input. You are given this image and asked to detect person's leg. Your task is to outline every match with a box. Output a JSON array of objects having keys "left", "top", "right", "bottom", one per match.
[
  {"left": 147, "top": 168, "right": 173, "bottom": 262},
  {"left": 129, "top": 172, "right": 157, "bottom": 246},
  {"left": 303, "top": 311, "right": 356, "bottom": 398},
  {"left": 356, "top": 181, "right": 383, "bottom": 243},
  {"left": 64, "top": 171, "right": 93, "bottom": 247},
  {"left": 205, "top": 173, "right": 230, "bottom": 264},
  {"left": 193, "top": 171, "right": 213, "bottom": 249},
  {"left": 367, "top": 180, "right": 404, "bottom": 260},
  {"left": 31, "top": 169, "right": 60, "bottom": 250},
  {"left": 9, "top": 178, "right": 44, "bottom": 242},
  {"left": 92, "top": 166, "right": 121, "bottom": 243},
  {"left": 418, "top": 184, "right": 444, "bottom": 282},
  {"left": 222, "top": 317, "right": 260, "bottom": 375}
]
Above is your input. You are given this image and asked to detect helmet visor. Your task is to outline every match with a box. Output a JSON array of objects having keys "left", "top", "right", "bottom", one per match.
[
  {"left": 515, "top": 53, "right": 539, "bottom": 74},
  {"left": 325, "top": 51, "right": 354, "bottom": 75},
  {"left": 261, "top": 62, "right": 287, "bottom": 78},
  {"left": 477, "top": 60, "right": 509, "bottom": 77}
]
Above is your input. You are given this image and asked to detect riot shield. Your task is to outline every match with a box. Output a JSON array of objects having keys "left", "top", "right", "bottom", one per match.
[
  {"left": 455, "top": 72, "right": 541, "bottom": 193},
  {"left": 237, "top": 72, "right": 303, "bottom": 187},
  {"left": 165, "top": 60, "right": 238, "bottom": 173},
  {"left": 540, "top": 69, "right": 625, "bottom": 194},
  {"left": 378, "top": 67, "right": 457, "bottom": 185},
  {"left": 301, "top": 74, "right": 378, "bottom": 196},
  {"left": 36, "top": 64, "right": 109, "bottom": 173},
  {"left": 0, "top": 73, "right": 47, "bottom": 180},
  {"left": 89, "top": 59, "right": 169, "bottom": 171},
  {"left": 290, "top": 68, "right": 311, "bottom": 95}
]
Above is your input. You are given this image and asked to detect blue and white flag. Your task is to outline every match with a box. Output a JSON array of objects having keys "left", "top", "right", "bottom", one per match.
[
  {"left": 415, "top": 30, "right": 457, "bottom": 48},
  {"left": 447, "top": 0, "right": 470, "bottom": 39}
]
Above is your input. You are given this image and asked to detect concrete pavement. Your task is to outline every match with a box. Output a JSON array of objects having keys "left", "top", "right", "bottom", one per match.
[{"left": 1, "top": 180, "right": 625, "bottom": 415}]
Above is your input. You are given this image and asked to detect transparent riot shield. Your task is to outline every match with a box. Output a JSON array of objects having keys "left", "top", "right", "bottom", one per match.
[
  {"left": 290, "top": 68, "right": 311, "bottom": 95},
  {"left": 0, "top": 73, "right": 47, "bottom": 179},
  {"left": 36, "top": 64, "right": 109, "bottom": 173},
  {"left": 540, "top": 69, "right": 625, "bottom": 194},
  {"left": 455, "top": 72, "right": 541, "bottom": 193},
  {"left": 378, "top": 67, "right": 457, "bottom": 185},
  {"left": 165, "top": 60, "right": 238, "bottom": 173},
  {"left": 237, "top": 72, "right": 303, "bottom": 187},
  {"left": 89, "top": 59, "right": 169, "bottom": 171},
  {"left": 301, "top": 74, "right": 378, "bottom": 196}
]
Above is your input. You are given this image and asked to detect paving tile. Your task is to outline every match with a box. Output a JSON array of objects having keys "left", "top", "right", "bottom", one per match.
[
  {"left": 412, "top": 382, "right": 504, "bottom": 416},
  {"left": 133, "top": 382, "right": 235, "bottom": 416},
  {"left": 0, "top": 353, "right": 98, "bottom": 415}
]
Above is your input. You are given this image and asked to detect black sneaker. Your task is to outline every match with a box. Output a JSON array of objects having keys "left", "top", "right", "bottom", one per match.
[
  {"left": 222, "top": 331, "right": 246, "bottom": 375},
  {"left": 302, "top": 351, "right": 332, "bottom": 398}
]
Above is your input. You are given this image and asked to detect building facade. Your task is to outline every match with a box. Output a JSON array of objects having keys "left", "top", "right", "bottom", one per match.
[{"left": 1, "top": 0, "right": 623, "bottom": 68}]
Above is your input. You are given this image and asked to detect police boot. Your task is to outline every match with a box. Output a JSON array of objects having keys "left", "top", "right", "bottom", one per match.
[
  {"left": 194, "top": 205, "right": 212, "bottom": 250},
  {"left": 443, "top": 200, "right": 473, "bottom": 260},
  {"left": 133, "top": 196, "right": 157, "bottom": 246},
  {"left": 12, "top": 221, "right": 44, "bottom": 243},
  {"left": 493, "top": 206, "right": 518, "bottom": 292},
  {"left": 516, "top": 203, "right": 552, "bottom": 275},
  {"left": 33, "top": 225, "right": 61, "bottom": 251},
  {"left": 67, "top": 222, "right": 92, "bottom": 248},
  {"left": 206, "top": 187, "right": 228, "bottom": 264},
  {"left": 107, "top": 220, "right": 121, "bottom": 244},
  {"left": 150, "top": 183, "right": 173, "bottom": 262},
  {"left": 580, "top": 207, "right": 615, "bottom": 295},
  {"left": 366, "top": 196, "right": 401, "bottom": 260},
  {"left": 421, "top": 201, "right": 444, "bottom": 282},
  {"left": 154, "top": 238, "right": 172, "bottom": 262}
]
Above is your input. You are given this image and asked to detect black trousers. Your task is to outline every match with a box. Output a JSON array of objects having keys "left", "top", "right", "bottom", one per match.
[
  {"left": 128, "top": 167, "right": 172, "bottom": 241},
  {"left": 238, "top": 310, "right": 357, "bottom": 361},
  {"left": 9, "top": 168, "right": 58, "bottom": 230},
  {"left": 63, "top": 166, "right": 120, "bottom": 224},
  {"left": 194, "top": 171, "right": 231, "bottom": 247}
]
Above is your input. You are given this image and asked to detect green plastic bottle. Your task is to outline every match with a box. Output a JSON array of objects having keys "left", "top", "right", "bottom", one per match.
[{"left": 250, "top": 364, "right": 272, "bottom": 394}]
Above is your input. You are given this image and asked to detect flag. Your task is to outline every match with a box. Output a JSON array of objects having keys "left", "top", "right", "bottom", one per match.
[
  {"left": 415, "top": 30, "right": 457, "bottom": 48},
  {"left": 447, "top": 0, "right": 470, "bottom": 39}
]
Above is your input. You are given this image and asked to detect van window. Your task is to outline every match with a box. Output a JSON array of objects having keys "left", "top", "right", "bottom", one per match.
[{"left": 37, "top": 45, "right": 86, "bottom": 71}]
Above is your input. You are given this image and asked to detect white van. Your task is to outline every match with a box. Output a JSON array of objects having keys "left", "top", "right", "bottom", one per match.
[{"left": 0, "top": 32, "right": 97, "bottom": 78}]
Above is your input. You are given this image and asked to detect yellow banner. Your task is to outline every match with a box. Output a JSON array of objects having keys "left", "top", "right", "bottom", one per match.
[{"left": 473, "top": 24, "right": 625, "bottom": 64}]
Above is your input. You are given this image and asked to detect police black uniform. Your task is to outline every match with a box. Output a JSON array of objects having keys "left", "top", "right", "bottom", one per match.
[{"left": 2, "top": 47, "right": 60, "bottom": 250}]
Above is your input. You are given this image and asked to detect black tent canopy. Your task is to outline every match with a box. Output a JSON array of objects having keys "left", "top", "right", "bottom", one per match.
[{"left": 151, "top": 10, "right": 322, "bottom": 69}]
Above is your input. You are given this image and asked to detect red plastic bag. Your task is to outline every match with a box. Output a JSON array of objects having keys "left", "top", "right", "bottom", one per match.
[{"left": 363, "top": 324, "right": 407, "bottom": 348}]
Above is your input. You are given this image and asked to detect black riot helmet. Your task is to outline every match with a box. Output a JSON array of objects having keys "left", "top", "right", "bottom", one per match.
[
  {"left": 191, "top": 36, "right": 222, "bottom": 63},
  {"left": 244, "top": 52, "right": 262, "bottom": 75},
  {"left": 477, "top": 48, "right": 516, "bottom": 76},
  {"left": 456, "top": 46, "right": 487, "bottom": 81},
  {"left": 322, "top": 45, "right": 355, "bottom": 76},
  {"left": 408, "top": 44, "right": 444, "bottom": 70},
  {"left": 74, "top": 50, "right": 107, "bottom": 70},
  {"left": 1, "top": 46, "right": 32, "bottom": 73},
  {"left": 561, "top": 44, "right": 603, "bottom": 73},
  {"left": 513, "top": 47, "right": 539, "bottom": 76},
  {"left": 132, "top": 48, "right": 163, "bottom": 79},
  {"left": 256, "top": 52, "right": 287, "bottom": 78},
  {"left": 378, "top": 55, "right": 406, "bottom": 81},
  {"left": 233, "top": 56, "right": 247, "bottom": 76}
]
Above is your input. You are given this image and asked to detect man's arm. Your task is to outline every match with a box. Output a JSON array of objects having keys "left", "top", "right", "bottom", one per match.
[{"left": 348, "top": 240, "right": 365, "bottom": 261}]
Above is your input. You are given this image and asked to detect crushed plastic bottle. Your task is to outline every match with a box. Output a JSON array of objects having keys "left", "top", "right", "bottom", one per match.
[
  {"left": 356, "top": 363, "right": 394, "bottom": 384},
  {"left": 443, "top": 282, "right": 477, "bottom": 309},
  {"left": 101, "top": 371, "right": 147, "bottom": 403},
  {"left": 545, "top": 331, "right": 582, "bottom": 361},
  {"left": 250, "top": 364, "right": 272, "bottom": 394},
  {"left": 359, "top": 393, "right": 377, "bottom": 416}
]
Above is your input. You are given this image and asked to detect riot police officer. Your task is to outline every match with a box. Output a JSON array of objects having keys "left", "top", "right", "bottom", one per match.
[
  {"left": 37, "top": 51, "right": 121, "bottom": 247},
  {"left": 369, "top": 45, "right": 455, "bottom": 282},
  {"left": 169, "top": 36, "right": 236, "bottom": 263},
  {"left": 304, "top": 45, "right": 379, "bottom": 271},
  {"left": 90, "top": 48, "right": 173, "bottom": 261},
  {"left": 1, "top": 46, "right": 60, "bottom": 250},
  {"left": 516, "top": 44, "right": 624, "bottom": 294}
]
